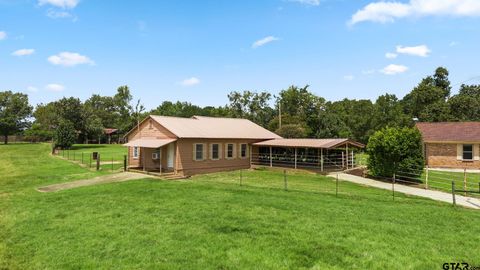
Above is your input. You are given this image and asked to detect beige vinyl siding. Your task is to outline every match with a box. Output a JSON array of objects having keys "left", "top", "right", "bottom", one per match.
[{"left": 176, "top": 138, "right": 257, "bottom": 176}]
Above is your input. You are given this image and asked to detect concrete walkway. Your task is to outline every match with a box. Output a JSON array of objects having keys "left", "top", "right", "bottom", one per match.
[
  {"left": 329, "top": 173, "right": 480, "bottom": 210},
  {"left": 37, "top": 172, "right": 154, "bottom": 192}
]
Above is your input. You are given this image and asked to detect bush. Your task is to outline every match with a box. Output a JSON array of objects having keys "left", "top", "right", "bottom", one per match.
[
  {"left": 54, "top": 121, "right": 77, "bottom": 149},
  {"left": 24, "top": 123, "right": 54, "bottom": 142},
  {"left": 367, "top": 127, "right": 424, "bottom": 178}
]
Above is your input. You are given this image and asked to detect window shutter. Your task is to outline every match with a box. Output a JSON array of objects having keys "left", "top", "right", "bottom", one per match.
[
  {"left": 456, "top": 144, "right": 462, "bottom": 160},
  {"left": 475, "top": 144, "right": 480, "bottom": 161}
]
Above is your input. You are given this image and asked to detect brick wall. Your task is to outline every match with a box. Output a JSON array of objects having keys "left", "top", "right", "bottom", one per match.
[{"left": 426, "top": 143, "right": 480, "bottom": 168}]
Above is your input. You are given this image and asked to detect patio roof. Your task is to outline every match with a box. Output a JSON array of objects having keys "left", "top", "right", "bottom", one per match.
[
  {"left": 124, "top": 138, "right": 177, "bottom": 148},
  {"left": 252, "top": 138, "right": 365, "bottom": 149}
]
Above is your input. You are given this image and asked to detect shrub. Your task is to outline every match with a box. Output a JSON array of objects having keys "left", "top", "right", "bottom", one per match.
[
  {"left": 54, "top": 121, "right": 77, "bottom": 149},
  {"left": 367, "top": 127, "right": 424, "bottom": 178}
]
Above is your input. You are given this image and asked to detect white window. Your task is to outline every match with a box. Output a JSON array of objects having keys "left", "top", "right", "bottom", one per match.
[
  {"left": 210, "top": 143, "right": 220, "bottom": 160},
  {"left": 463, "top": 144, "right": 473, "bottom": 160},
  {"left": 133, "top": 147, "right": 139, "bottom": 159},
  {"left": 240, "top": 143, "right": 248, "bottom": 159},
  {"left": 194, "top": 143, "right": 205, "bottom": 161},
  {"left": 226, "top": 143, "right": 235, "bottom": 159}
]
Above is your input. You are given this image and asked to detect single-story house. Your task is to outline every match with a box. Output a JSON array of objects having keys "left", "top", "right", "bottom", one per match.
[
  {"left": 416, "top": 122, "right": 480, "bottom": 168},
  {"left": 124, "top": 115, "right": 364, "bottom": 176}
]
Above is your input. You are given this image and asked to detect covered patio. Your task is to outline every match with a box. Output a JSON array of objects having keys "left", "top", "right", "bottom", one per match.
[
  {"left": 124, "top": 138, "right": 177, "bottom": 175},
  {"left": 251, "top": 138, "right": 364, "bottom": 172}
]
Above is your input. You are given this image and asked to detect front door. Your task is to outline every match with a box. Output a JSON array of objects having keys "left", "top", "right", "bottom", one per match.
[{"left": 167, "top": 143, "right": 174, "bottom": 168}]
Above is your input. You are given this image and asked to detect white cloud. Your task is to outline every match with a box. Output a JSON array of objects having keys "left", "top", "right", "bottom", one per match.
[
  {"left": 289, "top": 0, "right": 320, "bottom": 6},
  {"left": 380, "top": 64, "right": 408, "bottom": 75},
  {"left": 449, "top": 41, "right": 458, "bottom": 47},
  {"left": 0, "top": 31, "right": 6, "bottom": 40},
  {"left": 27, "top": 86, "right": 38, "bottom": 92},
  {"left": 48, "top": 52, "right": 94, "bottom": 67},
  {"left": 45, "top": 83, "right": 65, "bottom": 92},
  {"left": 12, "top": 49, "right": 35, "bottom": 56},
  {"left": 362, "top": 69, "right": 376, "bottom": 75},
  {"left": 38, "top": 0, "right": 79, "bottom": 9},
  {"left": 46, "top": 9, "right": 75, "bottom": 19},
  {"left": 350, "top": 0, "right": 480, "bottom": 25},
  {"left": 343, "top": 75, "right": 355, "bottom": 81},
  {"left": 385, "top": 52, "right": 398, "bottom": 59},
  {"left": 396, "top": 45, "right": 431, "bottom": 57},
  {"left": 252, "top": 36, "right": 279, "bottom": 48},
  {"left": 180, "top": 77, "right": 200, "bottom": 86}
]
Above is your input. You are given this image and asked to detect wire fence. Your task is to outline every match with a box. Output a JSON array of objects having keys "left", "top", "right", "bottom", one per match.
[
  {"left": 194, "top": 168, "right": 433, "bottom": 206},
  {"left": 250, "top": 153, "right": 359, "bottom": 172},
  {"left": 55, "top": 149, "right": 127, "bottom": 172},
  {"left": 385, "top": 165, "right": 480, "bottom": 199}
]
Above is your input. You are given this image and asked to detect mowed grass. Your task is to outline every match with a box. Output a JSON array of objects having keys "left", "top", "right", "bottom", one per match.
[
  {"left": 58, "top": 144, "right": 127, "bottom": 171},
  {"left": 1, "top": 144, "right": 480, "bottom": 269}
]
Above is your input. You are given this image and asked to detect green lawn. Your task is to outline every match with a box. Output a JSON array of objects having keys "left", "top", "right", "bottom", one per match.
[
  {"left": 58, "top": 144, "right": 127, "bottom": 171},
  {"left": 1, "top": 144, "right": 480, "bottom": 269}
]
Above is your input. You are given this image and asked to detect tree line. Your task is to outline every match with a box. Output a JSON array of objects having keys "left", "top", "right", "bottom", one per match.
[{"left": 1, "top": 66, "right": 480, "bottom": 146}]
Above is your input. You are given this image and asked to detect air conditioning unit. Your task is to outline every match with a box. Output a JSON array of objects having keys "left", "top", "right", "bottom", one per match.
[{"left": 152, "top": 152, "right": 160, "bottom": 160}]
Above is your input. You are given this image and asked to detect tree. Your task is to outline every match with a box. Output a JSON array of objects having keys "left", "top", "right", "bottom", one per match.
[
  {"left": 402, "top": 67, "right": 451, "bottom": 121},
  {"left": 227, "top": 90, "right": 274, "bottom": 127},
  {"left": 367, "top": 127, "right": 424, "bottom": 178},
  {"left": 0, "top": 91, "right": 33, "bottom": 144},
  {"left": 448, "top": 84, "right": 480, "bottom": 121},
  {"left": 275, "top": 124, "right": 307, "bottom": 138},
  {"left": 371, "top": 93, "right": 411, "bottom": 131},
  {"left": 326, "top": 99, "right": 374, "bottom": 143},
  {"left": 54, "top": 121, "right": 77, "bottom": 149}
]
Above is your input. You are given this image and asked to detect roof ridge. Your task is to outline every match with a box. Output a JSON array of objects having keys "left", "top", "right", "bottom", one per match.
[{"left": 192, "top": 115, "right": 250, "bottom": 120}]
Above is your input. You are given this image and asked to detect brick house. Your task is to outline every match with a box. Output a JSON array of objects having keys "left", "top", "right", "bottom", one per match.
[{"left": 416, "top": 122, "right": 480, "bottom": 168}]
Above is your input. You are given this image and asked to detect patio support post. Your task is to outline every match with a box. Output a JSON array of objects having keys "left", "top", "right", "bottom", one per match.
[
  {"left": 342, "top": 151, "right": 345, "bottom": 169},
  {"left": 346, "top": 144, "right": 349, "bottom": 169},
  {"left": 269, "top": 146, "right": 273, "bottom": 167},
  {"left": 351, "top": 150, "right": 354, "bottom": 167},
  {"left": 320, "top": 148, "right": 324, "bottom": 172},
  {"left": 294, "top": 148, "right": 297, "bottom": 169},
  {"left": 159, "top": 148, "right": 162, "bottom": 175}
]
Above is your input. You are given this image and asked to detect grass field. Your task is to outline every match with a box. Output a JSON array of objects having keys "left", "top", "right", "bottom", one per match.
[
  {"left": 58, "top": 144, "right": 127, "bottom": 171},
  {"left": 1, "top": 144, "right": 480, "bottom": 269}
]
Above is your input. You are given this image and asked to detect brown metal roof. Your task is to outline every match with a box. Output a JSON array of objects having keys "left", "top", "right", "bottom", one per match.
[
  {"left": 416, "top": 122, "right": 480, "bottom": 142},
  {"left": 124, "top": 138, "right": 177, "bottom": 148},
  {"left": 253, "top": 138, "right": 365, "bottom": 149},
  {"left": 149, "top": 115, "right": 282, "bottom": 139}
]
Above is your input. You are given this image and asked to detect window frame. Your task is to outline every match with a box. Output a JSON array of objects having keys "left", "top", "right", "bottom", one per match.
[
  {"left": 194, "top": 143, "right": 205, "bottom": 161},
  {"left": 133, "top": 146, "right": 139, "bottom": 159},
  {"left": 226, "top": 143, "right": 235, "bottom": 159},
  {"left": 210, "top": 143, "right": 221, "bottom": 160},
  {"left": 239, "top": 143, "right": 248, "bottom": 159},
  {"left": 462, "top": 144, "right": 474, "bottom": 161}
]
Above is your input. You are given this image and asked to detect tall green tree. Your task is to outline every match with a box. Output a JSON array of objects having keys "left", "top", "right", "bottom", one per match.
[
  {"left": 228, "top": 90, "right": 274, "bottom": 127},
  {"left": 0, "top": 91, "right": 33, "bottom": 144},
  {"left": 449, "top": 84, "right": 480, "bottom": 121},
  {"left": 372, "top": 93, "right": 411, "bottom": 130},
  {"left": 402, "top": 67, "right": 451, "bottom": 121}
]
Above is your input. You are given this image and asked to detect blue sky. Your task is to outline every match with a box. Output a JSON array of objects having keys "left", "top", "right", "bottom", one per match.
[{"left": 2, "top": 0, "right": 480, "bottom": 109}]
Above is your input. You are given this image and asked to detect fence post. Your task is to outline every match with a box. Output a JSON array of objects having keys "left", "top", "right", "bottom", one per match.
[
  {"left": 336, "top": 173, "right": 339, "bottom": 197},
  {"left": 284, "top": 169, "right": 287, "bottom": 191},
  {"left": 425, "top": 165, "right": 429, "bottom": 190},
  {"left": 73, "top": 152, "right": 75, "bottom": 161},
  {"left": 124, "top": 155, "right": 127, "bottom": 171},
  {"left": 96, "top": 153, "right": 100, "bottom": 171},
  {"left": 81, "top": 152, "right": 84, "bottom": 164},
  {"left": 452, "top": 181, "right": 456, "bottom": 207},
  {"left": 67, "top": 150, "right": 69, "bottom": 160},
  {"left": 392, "top": 172, "right": 396, "bottom": 201},
  {"left": 463, "top": 168, "right": 467, "bottom": 196},
  {"left": 89, "top": 153, "right": 92, "bottom": 168},
  {"left": 112, "top": 157, "right": 114, "bottom": 171}
]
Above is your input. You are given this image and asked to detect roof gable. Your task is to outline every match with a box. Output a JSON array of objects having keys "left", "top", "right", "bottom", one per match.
[
  {"left": 416, "top": 122, "right": 480, "bottom": 142},
  {"left": 149, "top": 115, "right": 282, "bottom": 139}
]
